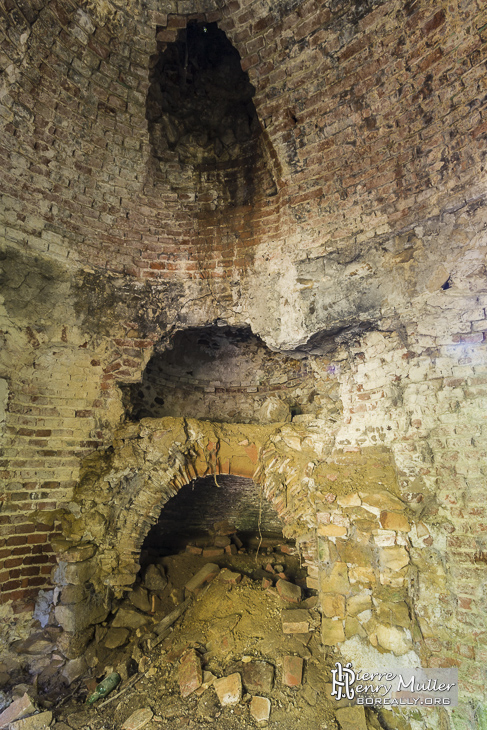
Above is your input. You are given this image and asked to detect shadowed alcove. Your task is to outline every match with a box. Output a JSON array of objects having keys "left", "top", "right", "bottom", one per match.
[
  {"left": 146, "top": 20, "right": 277, "bottom": 207},
  {"left": 120, "top": 325, "right": 342, "bottom": 423},
  {"left": 141, "top": 475, "right": 285, "bottom": 556}
]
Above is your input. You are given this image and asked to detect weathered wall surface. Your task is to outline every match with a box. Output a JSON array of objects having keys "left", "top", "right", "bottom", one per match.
[
  {"left": 0, "top": 0, "right": 486, "bottom": 723},
  {"left": 122, "top": 325, "right": 342, "bottom": 423},
  {"left": 51, "top": 418, "right": 422, "bottom": 668},
  {"left": 1, "top": 0, "right": 486, "bottom": 296}
]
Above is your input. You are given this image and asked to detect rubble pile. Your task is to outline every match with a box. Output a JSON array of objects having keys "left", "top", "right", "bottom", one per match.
[
  {"left": 1, "top": 522, "right": 421, "bottom": 730},
  {"left": 0, "top": 534, "right": 343, "bottom": 730}
]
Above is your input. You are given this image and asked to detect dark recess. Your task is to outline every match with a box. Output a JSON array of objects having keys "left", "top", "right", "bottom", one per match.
[
  {"left": 147, "top": 22, "right": 258, "bottom": 165},
  {"left": 141, "top": 475, "right": 284, "bottom": 554}
]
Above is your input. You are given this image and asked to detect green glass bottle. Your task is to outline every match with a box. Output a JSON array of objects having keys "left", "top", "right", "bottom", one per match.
[{"left": 86, "top": 672, "right": 121, "bottom": 705}]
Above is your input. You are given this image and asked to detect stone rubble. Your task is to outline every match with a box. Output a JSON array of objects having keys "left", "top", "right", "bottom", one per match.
[
  {"left": 9, "top": 713, "right": 53, "bottom": 730},
  {"left": 0, "top": 694, "right": 37, "bottom": 728},
  {"left": 178, "top": 649, "right": 203, "bottom": 699},
  {"left": 335, "top": 706, "right": 368, "bottom": 730},
  {"left": 120, "top": 708, "right": 153, "bottom": 730},
  {"left": 250, "top": 696, "right": 271, "bottom": 723},
  {"left": 213, "top": 673, "right": 242, "bottom": 706},
  {"left": 0, "top": 538, "right": 426, "bottom": 729},
  {"left": 0, "top": 489, "right": 428, "bottom": 730}
]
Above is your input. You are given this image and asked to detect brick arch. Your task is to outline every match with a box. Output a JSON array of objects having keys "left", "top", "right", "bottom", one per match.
[
  {"left": 55, "top": 418, "right": 311, "bottom": 602},
  {"left": 53, "top": 418, "right": 426, "bottom": 665},
  {"left": 116, "top": 420, "right": 276, "bottom": 570}
]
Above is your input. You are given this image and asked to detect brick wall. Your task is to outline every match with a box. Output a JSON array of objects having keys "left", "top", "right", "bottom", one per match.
[
  {"left": 1, "top": 0, "right": 486, "bottom": 282},
  {"left": 0, "top": 0, "right": 486, "bottom": 716}
]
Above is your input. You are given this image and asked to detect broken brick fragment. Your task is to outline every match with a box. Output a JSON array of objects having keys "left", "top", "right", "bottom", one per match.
[
  {"left": 185, "top": 545, "right": 203, "bottom": 555},
  {"left": 179, "top": 649, "right": 202, "bottom": 698},
  {"left": 202, "top": 547, "right": 224, "bottom": 557},
  {"left": 283, "top": 655, "right": 304, "bottom": 687},
  {"left": 279, "top": 544, "right": 296, "bottom": 555},
  {"left": 250, "top": 696, "right": 271, "bottom": 723},
  {"left": 214, "top": 673, "right": 242, "bottom": 705},
  {"left": 219, "top": 568, "right": 242, "bottom": 584},
  {"left": 281, "top": 609, "right": 310, "bottom": 634},
  {"left": 185, "top": 563, "right": 220, "bottom": 594},
  {"left": 276, "top": 578, "right": 302, "bottom": 604}
]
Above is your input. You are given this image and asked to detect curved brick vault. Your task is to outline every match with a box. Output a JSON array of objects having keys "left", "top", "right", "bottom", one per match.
[
  {"left": 50, "top": 417, "right": 425, "bottom": 666},
  {"left": 52, "top": 418, "right": 319, "bottom": 601},
  {"left": 1, "top": 0, "right": 486, "bottom": 346}
]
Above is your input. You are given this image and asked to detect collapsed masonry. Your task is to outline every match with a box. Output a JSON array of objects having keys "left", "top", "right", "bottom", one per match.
[
  {"left": 4, "top": 420, "right": 430, "bottom": 729},
  {"left": 46, "top": 420, "right": 427, "bottom": 666},
  {"left": 1, "top": 0, "right": 487, "bottom": 727}
]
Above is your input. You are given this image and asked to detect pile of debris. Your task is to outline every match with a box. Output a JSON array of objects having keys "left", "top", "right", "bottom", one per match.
[{"left": 0, "top": 532, "right": 384, "bottom": 730}]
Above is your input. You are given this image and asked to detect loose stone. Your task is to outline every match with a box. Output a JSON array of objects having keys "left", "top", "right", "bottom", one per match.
[
  {"left": 214, "top": 673, "right": 242, "bottom": 705},
  {"left": 282, "top": 656, "right": 304, "bottom": 687}
]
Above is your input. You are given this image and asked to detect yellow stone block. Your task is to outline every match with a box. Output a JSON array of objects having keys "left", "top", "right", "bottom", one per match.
[
  {"left": 348, "top": 566, "right": 376, "bottom": 584},
  {"left": 322, "top": 593, "right": 346, "bottom": 618},
  {"left": 318, "top": 524, "right": 347, "bottom": 537},
  {"left": 379, "top": 511, "right": 410, "bottom": 531},
  {"left": 347, "top": 593, "right": 372, "bottom": 616},
  {"left": 336, "top": 493, "right": 361, "bottom": 507},
  {"left": 320, "top": 562, "right": 350, "bottom": 594},
  {"left": 379, "top": 546, "right": 409, "bottom": 571},
  {"left": 321, "top": 618, "right": 345, "bottom": 645}
]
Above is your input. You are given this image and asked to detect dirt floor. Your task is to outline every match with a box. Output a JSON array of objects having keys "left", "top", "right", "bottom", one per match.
[{"left": 47, "top": 546, "right": 340, "bottom": 730}]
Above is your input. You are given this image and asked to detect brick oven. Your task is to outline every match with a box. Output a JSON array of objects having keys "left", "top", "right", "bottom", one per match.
[{"left": 1, "top": 0, "right": 487, "bottom": 728}]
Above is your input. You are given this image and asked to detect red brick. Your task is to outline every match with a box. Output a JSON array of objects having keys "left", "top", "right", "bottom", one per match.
[
  {"left": 276, "top": 579, "right": 302, "bottom": 604},
  {"left": 7, "top": 536, "right": 28, "bottom": 547},
  {"left": 179, "top": 649, "right": 202, "bottom": 698},
  {"left": 283, "top": 656, "right": 304, "bottom": 687},
  {"left": 202, "top": 547, "right": 224, "bottom": 557},
  {"left": 4, "top": 558, "right": 24, "bottom": 569},
  {"left": 422, "top": 9, "right": 445, "bottom": 35},
  {"left": 27, "top": 534, "right": 47, "bottom": 544},
  {"left": 185, "top": 545, "right": 202, "bottom": 555}
]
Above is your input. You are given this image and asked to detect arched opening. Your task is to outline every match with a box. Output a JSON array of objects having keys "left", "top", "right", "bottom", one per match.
[
  {"left": 47, "top": 420, "right": 427, "bottom": 730},
  {"left": 117, "top": 474, "right": 308, "bottom": 648},
  {"left": 50, "top": 420, "right": 320, "bottom": 648},
  {"left": 146, "top": 21, "right": 276, "bottom": 207},
  {"left": 74, "top": 473, "right": 327, "bottom": 730},
  {"left": 142, "top": 474, "right": 286, "bottom": 554},
  {"left": 120, "top": 325, "right": 340, "bottom": 424}
]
